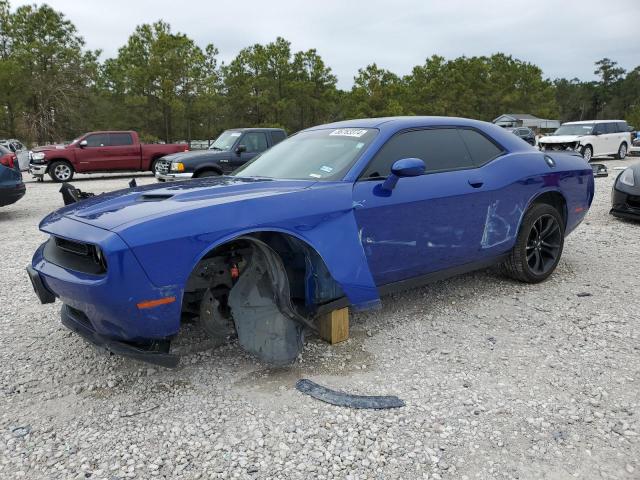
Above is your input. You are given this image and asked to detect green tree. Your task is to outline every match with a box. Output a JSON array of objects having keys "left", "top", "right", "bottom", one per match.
[
  {"left": 0, "top": 1, "right": 99, "bottom": 143},
  {"left": 223, "top": 37, "right": 337, "bottom": 132},
  {"left": 104, "top": 21, "right": 219, "bottom": 142},
  {"left": 346, "top": 64, "right": 405, "bottom": 118}
]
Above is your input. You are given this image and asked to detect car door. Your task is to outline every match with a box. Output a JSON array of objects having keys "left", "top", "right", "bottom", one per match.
[
  {"left": 107, "top": 133, "right": 140, "bottom": 170},
  {"left": 352, "top": 127, "right": 503, "bottom": 286},
  {"left": 592, "top": 123, "right": 611, "bottom": 156},
  {"left": 74, "top": 133, "right": 111, "bottom": 171},
  {"left": 231, "top": 131, "right": 269, "bottom": 171}
]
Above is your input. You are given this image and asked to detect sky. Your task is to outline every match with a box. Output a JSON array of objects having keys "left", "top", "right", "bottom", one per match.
[{"left": 12, "top": 0, "right": 640, "bottom": 89}]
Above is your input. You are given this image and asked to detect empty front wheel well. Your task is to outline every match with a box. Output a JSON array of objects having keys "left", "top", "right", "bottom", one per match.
[{"left": 182, "top": 232, "right": 343, "bottom": 318}]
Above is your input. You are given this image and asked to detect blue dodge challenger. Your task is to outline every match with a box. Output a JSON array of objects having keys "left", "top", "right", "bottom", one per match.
[{"left": 27, "top": 117, "right": 594, "bottom": 366}]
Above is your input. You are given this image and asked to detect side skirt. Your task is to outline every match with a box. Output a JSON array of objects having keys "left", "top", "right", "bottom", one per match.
[
  {"left": 314, "top": 254, "right": 509, "bottom": 316},
  {"left": 378, "top": 254, "right": 509, "bottom": 297}
]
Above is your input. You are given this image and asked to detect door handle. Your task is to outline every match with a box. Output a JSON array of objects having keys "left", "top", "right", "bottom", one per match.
[{"left": 468, "top": 178, "right": 484, "bottom": 188}]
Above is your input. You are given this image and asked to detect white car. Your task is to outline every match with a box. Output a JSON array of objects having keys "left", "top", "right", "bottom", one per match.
[{"left": 538, "top": 120, "right": 631, "bottom": 161}]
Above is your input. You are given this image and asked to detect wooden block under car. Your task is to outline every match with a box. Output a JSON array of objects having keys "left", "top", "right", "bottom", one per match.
[{"left": 318, "top": 307, "right": 349, "bottom": 344}]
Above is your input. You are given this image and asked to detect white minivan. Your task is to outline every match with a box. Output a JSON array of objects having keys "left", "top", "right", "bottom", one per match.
[{"left": 538, "top": 120, "right": 631, "bottom": 161}]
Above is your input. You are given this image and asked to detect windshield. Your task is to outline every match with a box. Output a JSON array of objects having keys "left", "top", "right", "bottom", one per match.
[
  {"left": 209, "top": 130, "right": 241, "bottom": 151},
  {"left": 233, "top": 128, "right": 378, "bottom": 181},
  {"left": 553, "top": 124, "right": 593, "bottom": 136}
]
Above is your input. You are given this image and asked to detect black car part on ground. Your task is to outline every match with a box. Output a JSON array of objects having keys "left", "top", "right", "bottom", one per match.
[
  {"left": 60, "top": 179, "right": 137, "bottom": 205},
  {"left": 296, "top": 379, "right": 405, "bottom": 409},
  {"left": 60, "top": 183, "right": 95, "bottom": 205},
  {"left": 591, "top": 163, "right": 608, "bottom": 177}
]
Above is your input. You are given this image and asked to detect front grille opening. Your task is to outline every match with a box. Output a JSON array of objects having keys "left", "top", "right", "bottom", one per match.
[
  {"left": 44, "top": 236, "right": 107, "bottom": 275},
  {"left": 55, "top": 237, "right": 91, "bottom": 255}
]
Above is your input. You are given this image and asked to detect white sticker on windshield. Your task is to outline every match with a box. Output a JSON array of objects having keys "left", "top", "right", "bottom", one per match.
[
  {"left": 320, "top": 165, "right": 333, "bottom": 173},
  {"left": 330, "top": 128, "right": 368, "bottom": 138},
  {"left": 309, "top": 173, "right": 322, "bottom": 178},
  {"left": 230, "top": 132, "right": 242, "bottom": 137}
]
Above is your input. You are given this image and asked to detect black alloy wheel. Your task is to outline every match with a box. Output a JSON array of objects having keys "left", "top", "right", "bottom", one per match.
[
  {"left": 503, "top": 203, "right": 565, "bottom": 283},
  {"left": 525, "top": 214, "right": 562, "bottom": 275}
]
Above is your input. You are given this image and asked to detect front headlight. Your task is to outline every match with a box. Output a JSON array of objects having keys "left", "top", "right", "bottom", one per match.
[
  {"left": 31, "top": 152, "right": 45, "bottom": 160},
  {"left": 170, "top": 162, "right": 185, "bottom": 172},
  {"left": 619, "top": 168, "right": 635, "bottom": 187}
]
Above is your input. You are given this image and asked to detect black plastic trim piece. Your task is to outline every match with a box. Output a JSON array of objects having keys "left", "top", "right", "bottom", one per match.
[
  {"left": 26, "top": 265, "right": 56, "bottom": 304},
  {"left": 296, "top": 379, "right": 404, "bottom": 409}
]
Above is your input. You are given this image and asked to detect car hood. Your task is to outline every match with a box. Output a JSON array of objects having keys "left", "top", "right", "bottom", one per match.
[
  {"left": 539, "top": 135, "right": 584, "bottom": 143},
  {"left": 32, "top": 144, "right": 69, "bottom": 152},
  {"left": 43, "top": 176, "right": 316, "bottom": 231},
  {"left": 162, "top": 149, "right": 230, "bottom": 163}
]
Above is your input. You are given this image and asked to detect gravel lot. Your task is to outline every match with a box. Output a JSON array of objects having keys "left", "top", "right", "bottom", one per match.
[{"left": 1, "top": 163, "right": 639, "bottom": 479}]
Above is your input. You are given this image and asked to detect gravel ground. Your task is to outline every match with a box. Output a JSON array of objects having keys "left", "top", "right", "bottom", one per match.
[{"left": 1, "top": 164, "right": 639, "bottom": 480}]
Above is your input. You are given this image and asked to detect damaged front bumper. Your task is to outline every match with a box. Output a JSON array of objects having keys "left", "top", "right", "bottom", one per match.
[
  {"left": 539, "top": 142, "right": 582, "bottom": 153},
  {"left": 61, "top": 304, "right": 178, "bottom": 367}
]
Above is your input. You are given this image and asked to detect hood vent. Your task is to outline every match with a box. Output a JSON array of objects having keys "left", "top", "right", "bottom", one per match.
[{"left": 138, "top": 193, "right": 174, "bottom": 202}]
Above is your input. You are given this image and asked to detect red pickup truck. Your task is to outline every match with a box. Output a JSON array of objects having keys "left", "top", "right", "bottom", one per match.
[{"left": 29, "top": 131, "right": 188, "bottom": 182}]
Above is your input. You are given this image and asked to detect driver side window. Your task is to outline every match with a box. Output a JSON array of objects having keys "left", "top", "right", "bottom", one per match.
[
  {"left": 242, "top": 132, "right": 268, "bottom": 153},
  {"left": 361, "top": 128, "right": 475, "bottom": 179},
  {"left": 85, "top": 134, "right": 109, "bottom": 147}
]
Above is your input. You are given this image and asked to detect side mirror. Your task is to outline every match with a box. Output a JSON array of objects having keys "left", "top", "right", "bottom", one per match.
[
  {"left": 235, "top": 144, "right": 246, "bottom": 154},
  {"left": 79, "top": 140, "right": 88, "bottom": 147},
  {"left": 381, "top": 158, "right": 425, "bottom": 191}
]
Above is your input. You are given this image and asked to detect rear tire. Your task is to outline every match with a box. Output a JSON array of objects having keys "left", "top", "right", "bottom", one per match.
[
  {"left": 503, "top": 203, "right": 564, "bottom": 283},
  {"left": 48, "top": 161, "right": 74, "bottom": 182},
  {"left": 615, "top": 142, "right": 627, "bottom": 160},
  {"left": 150, "top": 158, "right": 160, "bottom": 173}
]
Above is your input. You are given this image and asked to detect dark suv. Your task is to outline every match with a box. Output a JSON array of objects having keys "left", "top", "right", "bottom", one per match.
[
  {"left": 506, "top": 127, "right": 536, "bottom": 146},
  {"left": 0, "top": 145, "right": 26, "bottom": 207},
  {"left": 156, "top": 128, "right": 287, "bottom": 181}
]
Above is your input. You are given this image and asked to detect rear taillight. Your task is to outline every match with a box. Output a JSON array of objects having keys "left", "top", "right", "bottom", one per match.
[
  {"left": 184, "top": 147, "right": 189, "bottom": 152},
  {"left": 0, "top": 154, "right": 15, "bottom": 169}
]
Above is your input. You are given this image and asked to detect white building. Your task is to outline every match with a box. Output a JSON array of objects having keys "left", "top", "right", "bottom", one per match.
[{"left": 493, "top": 113, "right": 560, "bottom": 131}]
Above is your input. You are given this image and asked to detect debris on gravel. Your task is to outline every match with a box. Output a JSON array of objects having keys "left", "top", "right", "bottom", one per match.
[{"left": 1, "top": 166, "right": 638, "bottom": 479}]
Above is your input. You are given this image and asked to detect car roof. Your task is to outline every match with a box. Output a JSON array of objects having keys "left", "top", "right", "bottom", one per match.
[
  {"left": 564, "top": 120, "right": 626, "bottom": 125},
  {"left": 307, "top": 116, "right": 500, "bottom": 132},
  {"left": 228, "top": 128, "right": 285, "bottom": 132}
]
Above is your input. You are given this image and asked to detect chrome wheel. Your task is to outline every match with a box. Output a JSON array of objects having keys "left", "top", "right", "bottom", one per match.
[
  {"left": 582, "top": 146, "right": 592, "bottom": 162},
  {"left": 54, "top": 163, "right": 72, "bottom": 181},
  {"left": 526, "top": 214, "right": 561, "bottom": 275}
]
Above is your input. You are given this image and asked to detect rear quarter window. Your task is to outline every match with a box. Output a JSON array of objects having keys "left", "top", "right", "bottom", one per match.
[
  {"left": 109, "top": 133, "right": 134, "bottom": 146},
  {"left": 270, "top": 131, "right": 286, "bottom": 145},
  {"left": 457, "top": 129, "right": 504, "bottom": 166}
]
